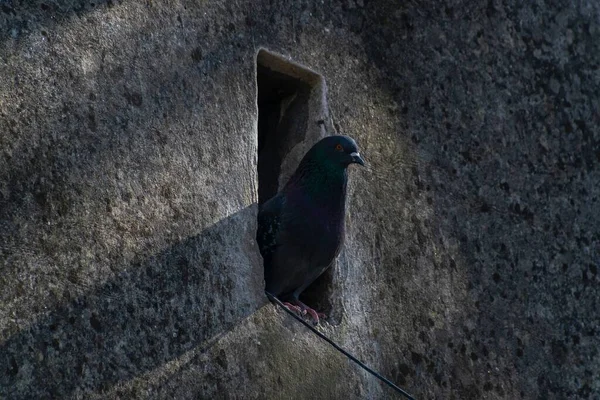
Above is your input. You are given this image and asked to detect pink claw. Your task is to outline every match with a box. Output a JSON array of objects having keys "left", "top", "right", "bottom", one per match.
[
  {"left": 283, "top": 302, "right": 305, "bottom": 315},
  {"left": 305, "top": 308, "right": 321, "bottom": 324},
  {"left": 296, "top": 302, "right": 327, "bottom": 325}
]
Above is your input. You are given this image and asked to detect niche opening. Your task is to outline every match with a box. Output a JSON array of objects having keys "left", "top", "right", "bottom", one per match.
[
  {"left": 257, "top": 53, "right": 312, "bottom": 205},
  {"left": 256, "top": 50, "right": 336, "bottom": 318}
]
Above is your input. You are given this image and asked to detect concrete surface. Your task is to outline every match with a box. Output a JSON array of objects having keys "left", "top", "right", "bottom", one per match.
[{"left": 1, "top": 0, "right": 598, "bottom": 399}]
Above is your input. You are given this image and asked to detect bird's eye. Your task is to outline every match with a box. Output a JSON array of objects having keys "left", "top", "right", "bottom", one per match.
[{"left": 335, "top": 144, "right": 343, "bottom": 152}]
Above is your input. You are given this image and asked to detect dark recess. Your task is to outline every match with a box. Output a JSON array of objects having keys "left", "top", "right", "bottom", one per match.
[
  {"left": 256, "top": 62, "right": 310, "bottom": 205},
  {"left": 256, "top": 54, "right": 334, "bottom": 317}
]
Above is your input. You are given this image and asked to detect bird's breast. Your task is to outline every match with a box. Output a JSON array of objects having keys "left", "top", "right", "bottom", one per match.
[
  {"left": 281, "top": 186, "right": 347, "bottom": 264},
  {"left": 287, "top": 211, "right": 344, "bottom": 264}
]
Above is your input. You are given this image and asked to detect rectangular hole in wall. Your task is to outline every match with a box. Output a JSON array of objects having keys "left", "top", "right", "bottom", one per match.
[
  {"left": 256, "top": 50, "right": 335, "bottom": 318},
  {"left": 256, "top": 53, "right": 312, "bottom": 205}
]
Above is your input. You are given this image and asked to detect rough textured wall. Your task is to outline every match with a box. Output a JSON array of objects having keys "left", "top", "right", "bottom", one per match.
[{"left": 1, "top": 1, "right": 598, "bottom": 399}]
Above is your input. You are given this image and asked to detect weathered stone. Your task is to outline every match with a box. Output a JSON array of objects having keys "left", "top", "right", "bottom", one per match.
[{"left": 1, "top": 1, "right": 598, "bottom": 399}]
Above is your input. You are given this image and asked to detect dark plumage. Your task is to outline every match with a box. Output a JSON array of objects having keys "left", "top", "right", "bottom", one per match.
[{"left": 257, "top": 135, "right": 365, "bottom": 323}]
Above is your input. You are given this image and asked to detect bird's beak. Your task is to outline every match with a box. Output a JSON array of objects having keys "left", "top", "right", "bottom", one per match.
[{"left": 350, "top": 152, "right": 365, "bottom": 166}]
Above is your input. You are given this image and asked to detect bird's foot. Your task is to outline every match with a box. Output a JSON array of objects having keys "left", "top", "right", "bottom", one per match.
[
  {"left": 282, "top": 302, "right": 305, "bottom": 316},
  {"left": 292, "top": 300, "right": 326, "bottom": 325},
  {"left": 304, "top": 308, "right": 327, "bottom": 325}
]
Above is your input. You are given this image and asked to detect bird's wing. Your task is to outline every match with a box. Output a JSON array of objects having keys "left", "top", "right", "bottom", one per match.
[{"left": 257, "top": 194, "right": 285, "bottom": 263}]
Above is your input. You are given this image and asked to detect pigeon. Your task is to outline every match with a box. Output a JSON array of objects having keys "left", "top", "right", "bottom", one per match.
[{"left": 257, "top": 135, "right": 365, "bottom": 323}]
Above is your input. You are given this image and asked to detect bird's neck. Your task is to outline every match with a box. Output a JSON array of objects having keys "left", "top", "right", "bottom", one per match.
[{"left": 285, "top": 161, "right": 348, "bottom": 211}]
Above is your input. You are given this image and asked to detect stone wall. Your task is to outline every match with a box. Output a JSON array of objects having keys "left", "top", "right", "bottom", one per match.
[{"left": 1, "top": 1, "right": 598, "bottom": 399}]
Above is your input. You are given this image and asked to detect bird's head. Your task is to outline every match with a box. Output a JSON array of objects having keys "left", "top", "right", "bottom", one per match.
[{"left": 311, "top": 135, "right": 365, "bottom": 168}]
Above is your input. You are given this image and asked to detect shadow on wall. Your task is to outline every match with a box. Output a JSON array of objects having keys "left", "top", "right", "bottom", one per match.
[
  {"left": 0, "top": 206, "right": 263, "bottom": 399},
  {"left": 349, "top": 5, "right": 535, "bottom": 396},
  {"left": 1, "top": 2, "right": 265, "bottom": 398},
  {"left": 0, "top": 0, "right": 111, "bottom": 44},
  {"left": 352, "top": 1, "right": 600, "bottom": 398}
]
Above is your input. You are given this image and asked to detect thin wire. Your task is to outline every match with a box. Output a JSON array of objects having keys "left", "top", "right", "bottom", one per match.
[{"left": 265, "top": 291, "right": 416, "bottom": 400}]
